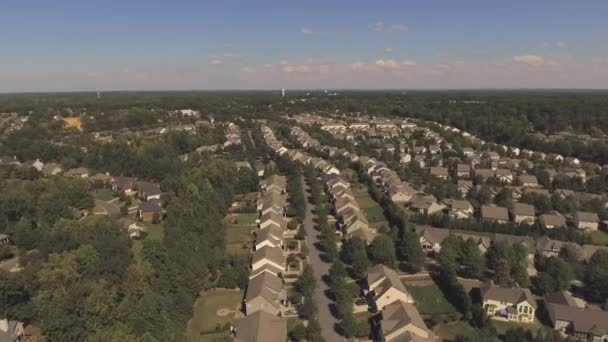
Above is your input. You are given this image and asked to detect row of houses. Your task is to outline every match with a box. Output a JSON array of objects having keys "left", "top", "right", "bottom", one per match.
[
  {"left": 235, "top": 175, "right": 289, "bottom": 342},
  {"left": 366, "top": 264, "right": 435, "bottom": 341},
  {"left": 286, "top": 125, "right": 436, "bottom": 340}
]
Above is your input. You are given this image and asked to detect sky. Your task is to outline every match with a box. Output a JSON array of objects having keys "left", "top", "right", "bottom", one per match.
[{"left": 1, "top": 0, "right": 608, "bottom": 92}]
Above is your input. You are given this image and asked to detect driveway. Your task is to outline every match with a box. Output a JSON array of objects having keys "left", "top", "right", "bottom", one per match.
[
  {"left": 300, "top": 176, "right": 343, "bottom": 342},
  {"left": 94, "top": 199, "right": 120, "bottom": 216}
]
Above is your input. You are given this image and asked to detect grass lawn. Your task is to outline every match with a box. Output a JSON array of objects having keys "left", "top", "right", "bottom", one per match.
[
  {"left": 353, "top": 188, "right": 389, "bottom": 228},
  {"left": 226, "top": 224, "right": 254, "bottom": 245},
  {"left": 492, "top": 319, "right": 548, "bottom": 336},
  {"left": 186, "top": 288, "right": 244, "bottom": 341},
  {"left": 234, "top": 213, "right": 257, "bottom": 225},
  {"left": 434, "top": 320, "right": 477, "bottom": 341},
  {"left": 144, "top": 223, "right": 164, "bottom": 241},
  {"left": 588, "top": 230, "right": 608, "bottom": 246},
  {"left": 93, "top": 188, "right": 116, "bottom": 201},
  {"left": 353, "top": 189, "right": 378, "bottom": 209},
  {"left": 196, "top": 331, "right": 231, "bottom": 342},
  {"left": 364, "top": 206, "right": 387, "bottom": 224},
  {"left": 225, "top": 224, "right": 254, "bottom": 256},
  {"left": 405, "top": 284, "right": 457, "bottom": 315}
]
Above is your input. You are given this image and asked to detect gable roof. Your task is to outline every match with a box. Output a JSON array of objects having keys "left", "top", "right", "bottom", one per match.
[
  {"left": 481, "top": 284, "right": 537, "bottom": 308},
  {"left": 481, "top": 205, "right": 509, "bottom": 221},
  {"left": 235, "top": 311, "right": 287, "bottom": 342},
  {"left": 251, "top": 246, "right": 285, "bottom": 268},
  {"left": 511, "top": 202, "right": 535, "bottom": 216},
  {"left": 367, "top": 264, "right": 410, "bottom": 299},
  {"left": 381, "top": 301, "right": 432, "bottom": 341}
]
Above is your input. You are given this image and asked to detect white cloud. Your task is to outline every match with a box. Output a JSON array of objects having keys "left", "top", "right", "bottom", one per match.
[
  {"left": 401, "top": 59, "right": 417, "bottom": 66},
  {"left": 208, "top": 52, "right": 240, "bottom": 65},
  {"left": 301, "top": 27, "right": 327, "bottom": 36},
  {"left": 369, "top": 21, "right": 408, "bottom": 33},
  {"left": 556, "top": 41, "right": 567, "bottom": 48},
  {"left": 375, "top": 59, "right": 401, "bottom": 69},
  {"left": 512, "top": 54, "right": 545, "bottom": 66},
  {"left": 384, "top": 48, "right": 393, "bottom": 53}
]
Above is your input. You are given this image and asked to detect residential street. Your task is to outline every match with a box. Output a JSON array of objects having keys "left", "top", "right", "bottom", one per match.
[{"left": 300, "top": 176, "right": 343, "bottom": 342}]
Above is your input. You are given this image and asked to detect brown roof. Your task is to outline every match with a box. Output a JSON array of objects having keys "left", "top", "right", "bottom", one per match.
[
  {"left": 518, "top": 174, "right": 538, "bottom": 184},
  {"left": 575, "top": 211, "right": 600, "bottom": 223},
  {"left": 367, "top": 264, "right": 410, "bottom": 299},
  {"left": 539, "top": 212, "right": 566, "bottom": 227},
  {"left": 481, "top": 284, "right": 537, "bottom": 308},
  {"left": 546, "top": 301, "right": 608, "bottom": 338},
  {"left": 414, "top": 225, "right": 450, "bottom": 246},
  {"left": 430, "top": 167, "right": 448, "bottom": 177},
  {"left": 235, "top": 311, "right": 287, "bottom": 342},
  {"left": 481, "top": 205, "right": 509, "bottom": 221},
  {"left": 511, "top": 202, "right": 535, "bottom": 216},
  {"left": 381, "top": 300, "right": 432, "bottom": 340},
  {"left": 245, "top": 272, "right": 284, "bottom": 308},
  {"left": 251, "top": 246, "right": 285, "bottom": 268}
]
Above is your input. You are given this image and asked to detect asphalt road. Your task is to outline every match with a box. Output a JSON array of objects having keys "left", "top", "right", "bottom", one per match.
[{"left": 300, "top": 176, "right": 343, "bottom": 342}]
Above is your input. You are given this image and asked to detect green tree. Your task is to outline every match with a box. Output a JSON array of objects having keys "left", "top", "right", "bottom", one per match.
[
  {"left": 586, "top": 250, "right": 608, "bottom": 302},
  {"left": 367, "top": 235, "right": 396, "bottom": 267}
]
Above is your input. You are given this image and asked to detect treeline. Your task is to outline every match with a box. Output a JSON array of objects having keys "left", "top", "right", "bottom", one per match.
[{"left": 0, "top": 154, "right": 240, "bottom": 341}]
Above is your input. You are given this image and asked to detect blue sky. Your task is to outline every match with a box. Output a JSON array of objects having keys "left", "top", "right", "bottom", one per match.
[{"left": 1, "top": 0, "right": 607, "bottom": 91}]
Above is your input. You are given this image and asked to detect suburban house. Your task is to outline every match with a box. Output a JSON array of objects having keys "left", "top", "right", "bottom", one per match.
[
  {"left": 388, "top": 184, "right": 416, "bottom": 203},
  {"left": 481, "top": 283, "right": 537, "bottom": 323},
  {"left": 259, "top": 175, "right": 287, "bottom": 193},
  {"left": 244, "top": 272, "right": 286, "bottom": 316},
  {"left": 234, "top": 310, "right": 287, "bottom": 342},
  {"left": 259, "top": 212, "right": 286, "bottom": 230},
  {"left": 535, "top": 236, "right": 580, "bottom": 258},
  {"left": 255, "top": 226, "right": 283, "bottom": 250},
  {"left": 574, "top": 211, "right": 600, "bottom": 231},
  {"left": 539, "top": 212, "right": 566, "bottom": 229},
  {"left": 510, "top": 203, "right": 536, "bottom": 225},
  {"left": 138, "top": 199, "right": 163, "bottom": 223},
  {"left": 475, "top": 168, "right": 495, "bottom": 180},
  {"left": 457, "top": 180, "right": 474, "bottom": 196},
  {"left": 41, "top": 162, "right": 63, "bottom": 177},
  {"left": 341, "top": 208, "right": 370, "bottom": 234},
  {"left": 251, "top": 246, "right": 286, "bottom": 273},
  {"left": 430, "top": 167, "right": 449, "bottom": 180},
  {"left": 414, "top": 225, "right": 450, "bottom": 254},
  {"left": 111, "top": 176, "right": 137, "bottom": 195},
  {"left": 518, "top": 174, "right": 539, "bottom": 187},
  {"left": 410, "top": 194, "right": 445, "bottom": 215},
  {"left": 456, "top": 163, "right": 471, "bottom": 178},
  {"left": 496, "top": 169, "right": 514, "bottom": 184},
  {"left": 545, "top": 291, "right": 608, "bottom": 342},
  {"left": 366, "top": 264, "right": 414, "bottom": 310},
  {"left": 375, "top": 300, "right": 435, "bottom": 342},
  {"left": 137, "top": 181, "right": 161, "bottom": 201},
  {"left": 335, "top": 197, "right": 361, "bottom": 215},
  {"left": 0, "top": 319, "right": 24, "bottom": 342},
  {"left": 481, "top": 205, "right": 509, "bottom": 224},
  {"left": 64, "top": 167, "right": 90, "bottom": 178},
  {"left": 447, "top": 199, "right": 474, "bottom": 219}
]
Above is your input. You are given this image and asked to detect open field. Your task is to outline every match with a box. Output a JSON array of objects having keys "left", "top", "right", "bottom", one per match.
[{"left": 186, "top": 288, "right": 244, "bottom": 341}]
